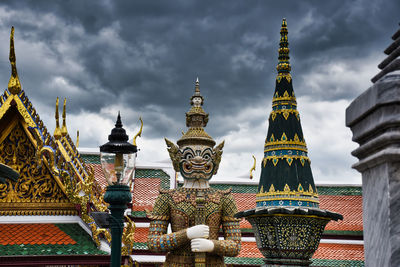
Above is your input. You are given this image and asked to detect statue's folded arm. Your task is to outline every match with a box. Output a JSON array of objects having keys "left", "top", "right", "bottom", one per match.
[
  {"left": 147, "top": 193, "right": 190, "bottom": 252},
  {"left": 211, "top": 193, "right": 241, "bottom": 257}
]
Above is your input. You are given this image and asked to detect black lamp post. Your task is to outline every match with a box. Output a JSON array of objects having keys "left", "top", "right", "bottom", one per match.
[{"left": 100, "top": 112, "right": 137, "bottom": 267}]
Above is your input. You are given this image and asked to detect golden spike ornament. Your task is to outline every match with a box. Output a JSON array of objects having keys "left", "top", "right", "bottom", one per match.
[
  {"left": 132, "top": 117, "right": 143, "bottom": 146},
  {"left": 76, "top": 130, "right": 80, "bottom": 148},
  {"left": 53, "top": 97, "right": 61, "bottom": 140},
  {"left": 250, "top": 155, "right": 256, "bottom": 179},
  {"left": 61, "top": 98, "right": 68, "bottom": 137},
  {"left": 8, "top": 27, "right": 21, "bottom": 95}
]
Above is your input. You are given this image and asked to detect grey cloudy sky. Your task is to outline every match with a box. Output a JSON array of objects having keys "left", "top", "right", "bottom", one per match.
[{"left": 0, "top": 0, "right": 398, "bottom": 184}]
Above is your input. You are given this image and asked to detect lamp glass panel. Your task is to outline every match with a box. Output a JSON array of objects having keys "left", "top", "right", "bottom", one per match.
[{"left": 100, "top": 152, "right": 136, "bottom": 185}]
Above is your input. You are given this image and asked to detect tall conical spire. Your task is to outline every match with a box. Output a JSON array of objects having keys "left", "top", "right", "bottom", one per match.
[
  {"left": 54, "top": 97, "right": 61, "bottom": 140},
  {"left": 8, "top": 27, "right": 22, "bottom": 95},
  {"left": 257, "top": 19, "right": 318, "bottom": 208},
  {"left": 235, "top": 20, "right": 342, "bottom": 267},
  {"left": 61, "top": 98, "right": 68, "bottom": 137},
  {"left": 177, "top": 78, "right": 214, "bottom": 147}
]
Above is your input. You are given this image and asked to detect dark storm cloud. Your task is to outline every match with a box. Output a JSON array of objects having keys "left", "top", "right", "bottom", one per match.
[{"left": 0, "top": 0, "right": 398, "bottom": 139}]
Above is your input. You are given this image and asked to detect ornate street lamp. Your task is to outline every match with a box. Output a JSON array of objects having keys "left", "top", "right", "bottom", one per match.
[{"left": 100, "top": 112, "right": 137, "bottom": 267}]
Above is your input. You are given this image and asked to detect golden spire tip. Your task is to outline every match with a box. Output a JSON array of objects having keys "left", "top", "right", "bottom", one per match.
[
  {"left": 76, "top": 130, "right": 80, "bottom": 148},
  {"left": 54, "top": 97, "right": 61, "bottom": 140},
  {"left": 276, "top": 18, "right": 291, "bottom": 81},
  {"left": 8, "top": 26, "right": 21, "bottom": 95},
  {"left": 61, "top": 98, "right": 68, "bottom": 137}
]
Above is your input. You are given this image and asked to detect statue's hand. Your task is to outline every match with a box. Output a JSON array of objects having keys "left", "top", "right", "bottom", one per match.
[
  {"left": 191, "top": 238, "right": 214, "bottom": 252},
  {"left": 186, "top": 225, "right": 209, "bottom": 239}
]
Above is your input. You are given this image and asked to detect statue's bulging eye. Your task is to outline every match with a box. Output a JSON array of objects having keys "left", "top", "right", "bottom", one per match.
[{"left": 183, "top": 162, "right": 192, "bottom": 171}]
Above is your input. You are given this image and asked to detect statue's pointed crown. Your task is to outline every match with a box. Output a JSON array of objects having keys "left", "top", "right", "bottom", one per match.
[{"left": 177, "top": 78, "right": 215, "bottom": 147}]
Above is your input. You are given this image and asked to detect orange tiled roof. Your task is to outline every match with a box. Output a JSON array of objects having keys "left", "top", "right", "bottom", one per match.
[
  {"left": 234, "top": 194, "right": 363, "bottom": 232},
  {"left": 0, "top": 224, "right": 76, "bottom": 245},
  {"left": 320, "top": 195, "right": 363, "bottom": 231},
  {"left": 132, "top": 178, "right": 162, "bottom": 211},
  {"left": 239, "top": 242, "right": 364, "bottom": 261},
  {"left": 313, "top": 243, "right": 364, "bottom": 261},
  {"left": 233, "top": 193, "right": 256, "bottom": 229},
  {"left": 233, "top": 193, "right": 256, "bottom": 211},
  {"left": 238, "top": 242, "right": 263, "bottom": 258},
  {"left": 87, "top": 163, "right": 107, "bottom": 189},
  {"left": 134, "top": 227, "right": 149, "bottom": 243}
]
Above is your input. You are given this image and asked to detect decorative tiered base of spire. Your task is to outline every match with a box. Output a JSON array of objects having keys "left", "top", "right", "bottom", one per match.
[{"left": 236, "top": 207, "right": 342, "bottom": 266}]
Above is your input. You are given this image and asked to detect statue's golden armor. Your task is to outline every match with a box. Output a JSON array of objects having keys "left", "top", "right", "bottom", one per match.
[{"left": 147, "top": 187, "right": 241, "bottom": 266}]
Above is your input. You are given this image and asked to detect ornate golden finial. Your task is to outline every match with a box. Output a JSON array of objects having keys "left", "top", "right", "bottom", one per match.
[
  {"left": 53, "top": 97, "right": 61, "bottom": 140},
  {"left": 8, "top": 26, "right": 22, "bottom": 95},
  {"left": 195, "top": 77, "right": 200, "bottom": 93},
  {"left": 76, "top": 130, "right": 80, "bottom": 148},
  {"left": 132, "top": 117, "right": 143, "bottom": 146},
  {"left": 276, "top": 18, "right": 292, "bottom": 83},
  {"left": 61, "top": 98, "right": 68, "bottom": 137},
  {"left": 250, "top": 155, "right": 256, "bottom": 179}
]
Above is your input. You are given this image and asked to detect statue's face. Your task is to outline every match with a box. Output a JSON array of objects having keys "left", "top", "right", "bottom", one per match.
[
  {"left": 192, "top": 96, "right": 202, "bottom": 107},
  {"left": 165, "top": 138, "right": 224, "bottom": 181},
  {"left": 179, "top": 145, "right": 215, "bottom": 180}
]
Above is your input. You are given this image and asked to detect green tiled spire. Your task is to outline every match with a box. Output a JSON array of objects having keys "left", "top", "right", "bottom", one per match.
[{"left": 256, "top": 19, "right": 319, "bottom": 208}]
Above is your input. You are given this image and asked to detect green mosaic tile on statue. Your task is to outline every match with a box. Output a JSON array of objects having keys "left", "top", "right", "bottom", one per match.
[{"left": 0, "top": 224, "right": 106, "bottom": 256}]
